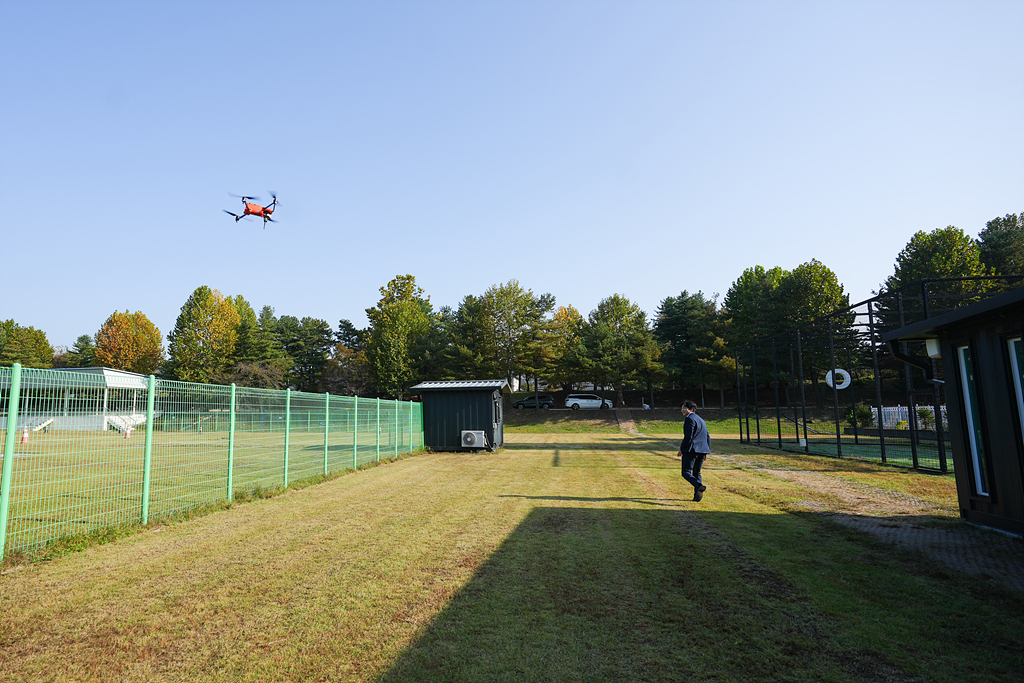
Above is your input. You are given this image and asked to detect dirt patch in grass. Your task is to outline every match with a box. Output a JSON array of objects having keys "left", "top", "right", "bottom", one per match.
[{"left": 744, "top": 467, "right": 949, "bottom": 516}]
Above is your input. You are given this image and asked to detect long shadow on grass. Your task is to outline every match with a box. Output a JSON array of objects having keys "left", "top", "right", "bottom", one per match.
[
  {"left": 372, "top": 507, "right": 1019, "bottom": 683},
  {"left": 376, "top": 507, "right": 720, "bottom": 682},
  {"left": 502, "top": 437, "right": 676, "bottom": 453},
  {"left": 505, "top": 439, "right": 679, "bottom": 470},
  {"left": 498, "top": 494, "right": 688, "bottom": 507}
]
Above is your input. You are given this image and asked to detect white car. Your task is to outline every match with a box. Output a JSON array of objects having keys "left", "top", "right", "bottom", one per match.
[{"left": 564, "top": 394, "right": 614, "bottom": 410}]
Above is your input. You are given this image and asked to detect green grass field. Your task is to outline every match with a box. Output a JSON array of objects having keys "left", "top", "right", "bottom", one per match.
[
  {"left": 1, "top": 424, "right": 413, "bottom": 558},
  {"left": 503, "top": 409, "right": 622, "bottom": 432},
  {"left": 1, "top": 429, "right": 1019, "bottom": 682}
]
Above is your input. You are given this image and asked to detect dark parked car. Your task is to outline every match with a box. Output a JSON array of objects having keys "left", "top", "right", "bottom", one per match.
[{"left": 513, "top": 394, "right": 555, "bottom": 410}]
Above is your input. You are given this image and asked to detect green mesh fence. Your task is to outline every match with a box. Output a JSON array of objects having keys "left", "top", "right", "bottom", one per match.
[{"left": 0, "top": 364, "right": 424, "bottom": 560}]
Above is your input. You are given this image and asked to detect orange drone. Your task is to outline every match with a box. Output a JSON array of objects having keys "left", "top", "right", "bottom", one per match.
[{"left": 224, "top": 193, "right": 278, "bottom": 227}]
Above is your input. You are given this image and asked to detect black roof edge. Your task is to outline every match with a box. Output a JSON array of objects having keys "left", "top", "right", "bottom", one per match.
[{"left": 880, "top": 285, "right": 1024, "bottom": 342}]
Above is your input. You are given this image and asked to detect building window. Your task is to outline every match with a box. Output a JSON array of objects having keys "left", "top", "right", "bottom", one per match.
[
  {"left": 957, "top": 345, "right": 989, "bottom": 497},
  {"left": 1010, "top": 337, "right": 1024, "bottom": 447}
]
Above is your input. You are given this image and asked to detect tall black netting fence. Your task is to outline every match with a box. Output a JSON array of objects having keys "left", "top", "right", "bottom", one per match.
[{"left": 737, "top": 276, "right": 1024, "bottom": 473}]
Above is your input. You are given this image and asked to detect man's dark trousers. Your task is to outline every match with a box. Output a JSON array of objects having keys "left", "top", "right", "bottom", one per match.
[{"left": 681, "top": 452, "right": 706, "bottom": 489}]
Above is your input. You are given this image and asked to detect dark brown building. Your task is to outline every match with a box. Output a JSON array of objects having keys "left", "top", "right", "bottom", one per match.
[{"left": 882, "top": 286, "right": 1024, "bottom": 535}]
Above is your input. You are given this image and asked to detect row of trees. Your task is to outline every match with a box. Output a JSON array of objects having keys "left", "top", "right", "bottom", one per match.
[
  {"left": 358, "top": 277, "right": 665, "bottom": 406},
  {"left": 2, "top": 213, "right": 1020, "bottom": 401}
]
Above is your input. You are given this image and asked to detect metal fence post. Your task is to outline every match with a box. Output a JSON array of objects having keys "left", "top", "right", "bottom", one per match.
[
  {"left": 735, "top": 355, "right": 745, "bottom": 441},
  {"left": 828, "top": 318, "right": 843, "bottom": 457},
  {"left": 789, "top": 346, "right": 799, "bottom": 443},
  {"left": 0, "top": 363, "right": 24, "bottom": 560},
  {"left": 933, "top": 358, "right": 948, "bottom": 473},
  {"left": 324, "top": 393, "right": 330, "bottom": 475},
  {"left": 227, "top": 383, "right": 236, "bottom": 502},
  {"left": 796, "top": 331, "right": 810, "bottom": 452},
  {"left": 394, "top": 400, "right": 399, "bottom": 459},
  {"left": 868, "top": 301, "right": 887, "bottom": 463},
  {"left": 284, "top": 389, "right": 291, "bottom": 487},
  {"left": 846, "top": 345, "right": 859, "bottom": 445},
  {"left": 403, "top": 403, "right": 411, "bottom": 450},
  {"left": 897, "top": 292, "right": 921, "bottom": 470},
  {"left": 750, "top": 348, "right": 761, "bottom": 444},
  {"left": 353, "top": 397, "right": 359, "bottom": 470},
  {"left": 772, "top": 339, "right": 782, "bottom": 449},
  {"left": 142, "top": 375, "right": 156, "bottom": 522},
  {"left": 376, "top": 397, "right": 381, "bottom": 463}
]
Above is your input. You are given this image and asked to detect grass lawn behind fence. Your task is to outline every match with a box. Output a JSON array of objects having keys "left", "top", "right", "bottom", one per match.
[
  {"left": 632, "top": 408, "right": 741, "bottom": 435},
  {"left": 1, "top": 432, "right": 1020, "bottom": 682},
  {"left": 503, "top": 408, "right": 622, "bottom": 432},
  {"left": 1, "top": 425, "right": 409, "bottom": 558}
]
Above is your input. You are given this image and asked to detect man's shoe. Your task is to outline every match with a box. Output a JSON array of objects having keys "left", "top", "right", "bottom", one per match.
[
  {"left": 697, "top": 485, "right": 707, "bottom": 493},
  {"left": 693, "top": 488, "right": 704, "bottom": 502}
]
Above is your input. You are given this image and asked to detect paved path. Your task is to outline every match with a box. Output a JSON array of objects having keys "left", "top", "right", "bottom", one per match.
[
  {"left": 614, "top": 409, "right": 639, "bottom": 435},
  {"left": 825, "top": 512, "right": 1024, "bottom": 593}
]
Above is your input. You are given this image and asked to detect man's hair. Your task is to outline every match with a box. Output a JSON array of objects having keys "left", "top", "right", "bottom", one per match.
[{"left": 682, "top": 400, "right": 698, "bottom": 411}]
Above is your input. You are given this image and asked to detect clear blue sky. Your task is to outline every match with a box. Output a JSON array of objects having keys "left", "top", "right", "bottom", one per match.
[{"left": 2, "top": 1, "right": 1021, "bottom": 350}]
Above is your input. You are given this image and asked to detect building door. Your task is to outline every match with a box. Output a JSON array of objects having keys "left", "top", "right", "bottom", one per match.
[{"left": 492, "top": 391, "right": 503, "bottom": 448}]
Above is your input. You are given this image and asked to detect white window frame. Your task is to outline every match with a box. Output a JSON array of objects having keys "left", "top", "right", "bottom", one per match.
[
  {"left": 957, "top": 345, "right": 989, "bottom": 497},
  {"left": 1009, "top": 337, "right": 1024, "bottom": 448}
]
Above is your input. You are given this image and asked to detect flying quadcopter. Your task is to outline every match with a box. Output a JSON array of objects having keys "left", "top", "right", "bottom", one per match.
[{"left": 223, "top": 193, "right": 278, "bottom": 228}]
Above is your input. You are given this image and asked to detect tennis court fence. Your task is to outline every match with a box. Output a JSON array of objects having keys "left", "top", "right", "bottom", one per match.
[
  {"left": 0, "top": 364, "right": 424, "bottom": 560},
  {"left": 737, "top": 276, "right": 1022, "bottom": 472}
]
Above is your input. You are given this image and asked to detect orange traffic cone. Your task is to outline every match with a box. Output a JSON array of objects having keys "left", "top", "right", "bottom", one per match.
[{"left": 21, "top": 427, "right": 29, "bottom": 444}]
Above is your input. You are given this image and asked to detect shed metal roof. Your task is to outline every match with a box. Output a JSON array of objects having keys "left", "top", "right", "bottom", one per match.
[{"left": 410, "top": 379, "right": 510, "bottom": 393}]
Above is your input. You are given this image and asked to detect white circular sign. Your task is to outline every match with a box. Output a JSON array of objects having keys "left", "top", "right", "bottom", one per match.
[{"left": 825, "top": 369, "right": 851, "bottom": 390}]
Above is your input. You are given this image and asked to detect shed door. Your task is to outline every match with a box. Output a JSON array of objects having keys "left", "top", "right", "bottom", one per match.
[{"left": 493, "top": 391, "right": 502, "bottom": 445}]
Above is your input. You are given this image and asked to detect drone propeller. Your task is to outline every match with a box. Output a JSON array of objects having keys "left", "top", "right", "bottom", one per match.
[
  {"left": 228, "top": 192, "right": 260, "bottom": 201},
  {"left": 267, "top": 191, "right": 278, "bottom": 205}
]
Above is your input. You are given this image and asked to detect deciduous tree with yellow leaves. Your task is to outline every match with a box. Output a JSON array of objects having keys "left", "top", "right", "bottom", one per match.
[{"left": 94, "top": 311, "right": 164, "bottom": 375}]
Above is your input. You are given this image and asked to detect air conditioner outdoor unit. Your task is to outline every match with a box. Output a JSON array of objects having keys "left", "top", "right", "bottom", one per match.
[{"left": 461, "top": 430, "right": 487, "bottom": 449}]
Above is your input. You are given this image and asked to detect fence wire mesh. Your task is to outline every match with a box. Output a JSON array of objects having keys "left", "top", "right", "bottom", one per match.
[
  {"left": 0, "top": 367, "right": 423, "bottom": 559},
  {"left": 737, "top": 276, "right": 1023, "bottom": 472}
]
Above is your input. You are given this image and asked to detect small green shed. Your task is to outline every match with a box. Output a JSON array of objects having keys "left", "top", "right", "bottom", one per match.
[{"left": 409, "top": 380, "right": 509, "bottom": 452}]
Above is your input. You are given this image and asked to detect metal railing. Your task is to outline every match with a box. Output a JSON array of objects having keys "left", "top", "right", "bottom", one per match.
[
  {"left": 0, "top": 364, "right": 424, "bottom": 560},
  {"left": 736, "top": 277, "right": 1023, "bottom": 472}
]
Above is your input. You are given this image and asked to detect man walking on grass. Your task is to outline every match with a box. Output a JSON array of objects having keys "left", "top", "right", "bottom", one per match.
[{"left": 678, "top": 400, "right": 711, "bottom": 501}]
